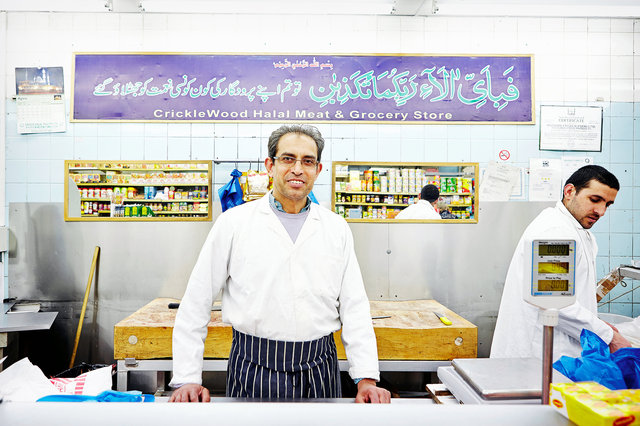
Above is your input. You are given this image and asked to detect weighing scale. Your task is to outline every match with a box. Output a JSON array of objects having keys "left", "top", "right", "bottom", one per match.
[
  {"left": 438, "top": 239, "right": 576, "bottom": 404},
  {"left": 525, "top": 238, "right": 576, "bottom": 404}
]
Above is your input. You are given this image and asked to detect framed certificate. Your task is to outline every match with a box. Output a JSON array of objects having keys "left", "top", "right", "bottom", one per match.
[{"left": 539, "top": 105, "right": 602, "bottom": 152}]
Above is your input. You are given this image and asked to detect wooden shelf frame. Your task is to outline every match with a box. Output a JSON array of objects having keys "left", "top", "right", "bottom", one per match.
[
  {"left": 331, "top": 161, "right": 479, "bottom": 224},
  {"left": 64, "top": 159, "right": 213, "bottom": 222}
]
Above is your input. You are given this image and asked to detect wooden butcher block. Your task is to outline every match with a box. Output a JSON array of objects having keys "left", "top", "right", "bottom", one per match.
[
  {"left": 335, "top": 300, "right": 477, "bottom": 360},
  {"left": 114, "top": 298, "right": 476, "bottom": 360}
]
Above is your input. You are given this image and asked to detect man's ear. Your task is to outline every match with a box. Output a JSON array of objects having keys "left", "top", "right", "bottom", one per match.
[
  {"left": 563, "top": 183, "right": 575, "bottom": 199},
  {"left": 265, "top": 157, "right": 274, "bottom": 176}
]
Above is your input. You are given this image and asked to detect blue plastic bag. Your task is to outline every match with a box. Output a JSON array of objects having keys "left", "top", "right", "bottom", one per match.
[
  {"left": 553, "top": 329, "right": 640, "bottom": 390},
  {"left": 218, "top": 169, "right": 244, "bottom": 212},
  {"left": 612, "top": 347, "right": 640, "bottom": 389},
  {"left": 38, "top": 390, "right": 155, "bottom": 402}
]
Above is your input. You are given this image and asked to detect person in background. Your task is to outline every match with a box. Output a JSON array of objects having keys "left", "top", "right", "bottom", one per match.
[
  {"left": 437, "top": 199, "right": 457, "bottom": 219},
  {"left": 169, "top": 124, "right": 390, "bottom": 403},
  {"left": 395, "top": 184, "right": 442, "bottom": 220},
  {"left": 491, "top": 165, "right": 631, "bottom": 362}
]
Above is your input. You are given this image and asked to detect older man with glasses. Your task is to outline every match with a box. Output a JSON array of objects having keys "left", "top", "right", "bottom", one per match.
[{"left": 169, "top": 124, "right": 390, "bottom": 404}]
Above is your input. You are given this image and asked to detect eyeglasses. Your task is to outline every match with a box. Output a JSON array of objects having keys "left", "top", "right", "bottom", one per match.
[{"left": 272, "top": 155, "right": 318, "bottom": 168}]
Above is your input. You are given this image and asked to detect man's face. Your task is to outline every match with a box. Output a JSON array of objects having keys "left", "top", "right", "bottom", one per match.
[
  {"left": 563, "top": 180, "right": 617, "bottom": 229},
  {"left": 265, "top": 132, "right": 322, "bottom": 211}
]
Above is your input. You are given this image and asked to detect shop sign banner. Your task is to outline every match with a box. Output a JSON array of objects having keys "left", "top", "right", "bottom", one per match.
[{"left": 72, "top": 53, "right": 533, "bottom": 123}]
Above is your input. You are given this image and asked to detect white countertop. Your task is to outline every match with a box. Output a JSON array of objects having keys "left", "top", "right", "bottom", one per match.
[{"left": 0, "top": 400, "right": 571, "bottom": 426}]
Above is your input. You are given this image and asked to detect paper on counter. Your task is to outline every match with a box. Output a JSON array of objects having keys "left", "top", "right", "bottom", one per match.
[{"left": 0, "top": 357, "right": 59, "bottom": 402}]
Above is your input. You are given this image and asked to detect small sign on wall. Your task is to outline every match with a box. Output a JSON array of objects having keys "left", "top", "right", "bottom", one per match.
[
  {"left": 539, "top": 105, "right": 602, "bottom": 152},
  {"left": 15, "top": 66, "right": 66, "bottom": 134}
]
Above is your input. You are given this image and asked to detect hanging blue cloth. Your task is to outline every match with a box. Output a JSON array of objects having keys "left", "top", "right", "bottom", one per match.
[
  {"left": 218, "top": 169, "right": 245, "bottom": 212},
  {"left": 308, "top": 190, "right": 319, "bottom": 204}
]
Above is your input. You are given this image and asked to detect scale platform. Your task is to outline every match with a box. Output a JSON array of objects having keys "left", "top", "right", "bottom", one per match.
[{"left": 437, "top": 358, "right": 571, "bottom": 405}]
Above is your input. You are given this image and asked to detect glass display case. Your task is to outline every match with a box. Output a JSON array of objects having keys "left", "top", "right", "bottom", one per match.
[
  {"left": 332, "top": 161, "right": 479, "bottom": 223},
  {"left": 64, "top": 160, "right": 212, "bottom": 221}
]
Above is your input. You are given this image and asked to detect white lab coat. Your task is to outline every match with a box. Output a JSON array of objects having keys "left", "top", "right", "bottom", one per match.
[
  {"left": 395, "top": 200, "right": 441, "bottom": 220},
  {"left": 490, "top": 201, "right": 613, "bottom": 362},
  {"left": 170, "top": 193, "right": 380, "bottom": 386},
  {"left": 617, "top": 316, "right": 640, "bottom": 347}
]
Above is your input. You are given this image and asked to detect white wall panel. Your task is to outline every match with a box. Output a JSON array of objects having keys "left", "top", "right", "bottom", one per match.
[{"left": 3, "top": 10, "right": 640, "bottom": 315}]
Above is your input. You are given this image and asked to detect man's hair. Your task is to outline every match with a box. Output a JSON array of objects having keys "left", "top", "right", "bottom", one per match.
[
  {"left": 421, "top": 184, "right": 440, "bottom": 203},
  {"left": 563, "top": 165, "right": 619, "bottom": 198},
  {"left": 267, "top": 124, "right": 325, "bottom": 162}
]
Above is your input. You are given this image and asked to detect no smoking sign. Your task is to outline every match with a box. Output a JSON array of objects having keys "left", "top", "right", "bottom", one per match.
[{"left": 499, "top": 150, "right": 511, "bottom": 161}]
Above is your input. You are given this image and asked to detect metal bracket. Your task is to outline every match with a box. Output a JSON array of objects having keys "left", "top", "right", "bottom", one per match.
[{"left": 124, "top": 357, "right": 138, "bottom": 367}]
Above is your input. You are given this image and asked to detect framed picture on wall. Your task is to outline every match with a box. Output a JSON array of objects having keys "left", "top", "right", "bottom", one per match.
[{"left": 539, "top": 105, "right": 603, "bottom": 152}]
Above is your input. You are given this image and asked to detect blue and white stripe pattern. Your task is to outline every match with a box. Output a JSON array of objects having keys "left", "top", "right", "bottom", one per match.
[{"left": 226, "top": 329, "right": 341, "bottom": 399}]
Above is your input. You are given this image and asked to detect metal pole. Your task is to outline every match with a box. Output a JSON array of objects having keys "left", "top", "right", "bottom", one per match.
[{"left": 542, "top": 325, "right": 554, "bottom": 405}]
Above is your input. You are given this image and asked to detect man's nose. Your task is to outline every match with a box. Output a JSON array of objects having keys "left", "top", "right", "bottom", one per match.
[
  {"left": 291, "top": 160, "right": 304, "bottom": 173},
  {"left": 594, "top": 203, "right": 606, "bottom": 217}
]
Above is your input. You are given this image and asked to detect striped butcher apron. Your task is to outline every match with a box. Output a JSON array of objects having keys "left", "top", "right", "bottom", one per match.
[{"left": 226, "top": 329, "right": 342, "bottom": 399}]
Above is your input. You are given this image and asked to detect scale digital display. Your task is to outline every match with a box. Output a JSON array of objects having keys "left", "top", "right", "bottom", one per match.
[
  {"left": 538, "top": 262, "right": 570, "bottom": 274},
  {"left": 537, "top": 280, "right": 569, "bottom": 292},
  {"left": 538, "top": 244, "right": 570, "bottom": 257}
]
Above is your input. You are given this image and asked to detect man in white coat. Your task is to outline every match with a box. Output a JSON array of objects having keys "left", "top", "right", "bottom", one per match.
[
  {"left": 169, "top": 124, "right": 390, "bottom": 403},
  {"left": 395, "top": 184, "right": 441, "bottom": 220},
  {"left": 491, "top": 165, "right": 631, "bottom": 362}
]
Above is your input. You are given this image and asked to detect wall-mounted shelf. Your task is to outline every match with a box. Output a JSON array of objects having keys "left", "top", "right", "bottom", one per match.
[
  {"left": 332, "top": 161, "right": 479, "bottom": 223},
  {"left": 65, "top": 160, "right": 212, "bottom": 222}
]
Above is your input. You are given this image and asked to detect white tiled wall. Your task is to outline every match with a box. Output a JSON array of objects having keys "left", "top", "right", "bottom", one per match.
[{"left": 2, "top": 12, "right": 640, "bottom": 315}]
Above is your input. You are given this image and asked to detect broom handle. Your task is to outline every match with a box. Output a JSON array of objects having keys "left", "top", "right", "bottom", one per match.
[{"left": 69, "top": 246, "right": 100, "bottom": 369}]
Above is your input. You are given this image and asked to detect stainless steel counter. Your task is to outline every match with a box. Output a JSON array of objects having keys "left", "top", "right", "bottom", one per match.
[
  {"left": 0, "top": 312, "right": 58, "bottom": 333},
  {"left": 0, "top": 401, "right": 571, "bottom": 426}
]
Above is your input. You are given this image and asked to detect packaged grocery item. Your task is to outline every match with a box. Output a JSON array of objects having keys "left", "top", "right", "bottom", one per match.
[
  {"left": 596, "top": 268, "right": 622, "bottom": 302},
  {"left": 462, "top": 178, "right": 473, "bottom": 193},
  {"left": 244, "top": 170, "right": 270, "bottom": 201},
  {"left": 380, "top": 175, "right": 388, "bottom": 193},
  {"left": 550, "top": 382, "right": 640, "bottom": 426}
]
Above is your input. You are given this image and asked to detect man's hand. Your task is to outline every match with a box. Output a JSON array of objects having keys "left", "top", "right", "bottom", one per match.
[
  {"left": 168, "top": 383, "right": 211, "bottom": 403},
  {"left": 605, "top": 322, "right": 620, "bottom": 333},
  {"left": 355, "top": 379, "right": 391, "bottom": 403},
  {"left": 609, "top": 330, "right": 632, "bottom": 353}
]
